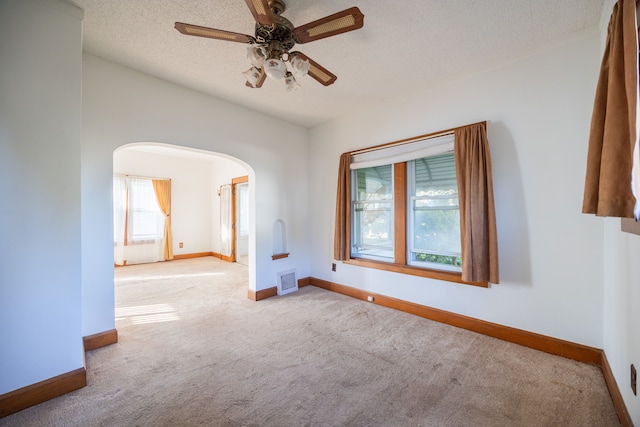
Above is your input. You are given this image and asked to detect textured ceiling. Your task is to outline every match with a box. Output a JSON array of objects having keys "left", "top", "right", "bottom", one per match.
[{"left": 65, "top": 0, "right": 604, "bottom": 128}]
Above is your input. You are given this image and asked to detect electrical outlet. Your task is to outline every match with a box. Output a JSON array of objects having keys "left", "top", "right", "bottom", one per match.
[
  {"left": 331, "top": 263, "right": 336, "bottom": 272},
  {"left": 632, "top": 364, "right": 637, "bottom": 396},
  {"left": 179, "top": 242, "right": 183, "bottom": 248}
]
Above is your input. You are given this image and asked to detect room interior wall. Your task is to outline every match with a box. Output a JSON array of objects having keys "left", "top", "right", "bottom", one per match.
[
  {"left": 81, "top": 53, "right": 311, "bottom": 339},
  {"left": 0, "top": 0, "right": 84, "bottom": 394},
  {"left": 598, "top": 0, "right": 640, "bottom": 423},
  {"left": 308, "top": 30, "right": 604, "bottom": 349},
  {"left": 114, "top": 147, "right": 217, "bottom": 258}
]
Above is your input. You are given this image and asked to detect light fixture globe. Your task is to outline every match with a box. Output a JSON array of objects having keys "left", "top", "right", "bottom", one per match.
[
  {"left": 264, "top": 58, "right": 287, "bottom": 80},
  {"left": 289, "top": 55, "right": 310, "bottom": 80},
  {"left": 247, "top": 45, "right": 266, "bottom": 68},
  {"left": 284, "top": 72, "right": 300, "bottom": 92},
  {"left": 243, "top": 66, "right": 262, "bottom": 87}
]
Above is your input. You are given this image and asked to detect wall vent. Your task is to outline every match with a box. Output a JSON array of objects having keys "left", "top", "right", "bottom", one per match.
[{"left": 277, "top": 268, "right": 298, "bottom": 296}]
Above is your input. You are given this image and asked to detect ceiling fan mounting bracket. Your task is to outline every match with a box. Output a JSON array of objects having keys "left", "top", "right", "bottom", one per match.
[{"left": 268, "top": 0, "right": 286, "bottom": 16}]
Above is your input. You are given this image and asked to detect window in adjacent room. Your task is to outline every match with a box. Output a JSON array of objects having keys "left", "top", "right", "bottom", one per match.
[{"left": 128, "top": 178, "right": 165, "bottom": 243}]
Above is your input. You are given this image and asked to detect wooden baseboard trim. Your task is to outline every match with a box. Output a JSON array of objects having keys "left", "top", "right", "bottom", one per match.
[
  {"left": 0, "top": 328, "right": 119, "bottom": 418},
  {"left": 173, "top": 252, "right": 215, "bottom": 261},
  {"left": 247, "top": 286, "right": 278, "bottom": 301},
  {"left": 83, "top": 329, "right": 118, "bottom": 352},
  {"left": 298, "top": 277, "right": 311, "bottom": 288},
  {"left": 309, "top": 277, "right": 602, "bottom": 365},
  {"left": 0, "top": 368, "right": 86, "bottom": 418},
  {"left": 601, "top": 352, "right": 634, "bottom": 427}
]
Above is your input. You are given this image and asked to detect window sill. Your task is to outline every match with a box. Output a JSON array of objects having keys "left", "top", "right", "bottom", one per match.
[{"left": 343, "top": 258, "right": 488, "bottom": 288}]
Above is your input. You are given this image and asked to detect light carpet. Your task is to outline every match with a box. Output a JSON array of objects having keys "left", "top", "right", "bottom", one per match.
[{"left": 2, "top": 257, "right": 620, "bottom": 426}]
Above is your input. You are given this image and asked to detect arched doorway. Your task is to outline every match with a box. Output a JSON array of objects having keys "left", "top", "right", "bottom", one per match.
[{"left": 112, "top": 142, "right": 254, "bottom": 278}]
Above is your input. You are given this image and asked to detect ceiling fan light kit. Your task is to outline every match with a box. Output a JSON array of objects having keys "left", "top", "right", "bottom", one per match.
[{"left": 175, "top": 0, "right": 364, "bottom": 91}]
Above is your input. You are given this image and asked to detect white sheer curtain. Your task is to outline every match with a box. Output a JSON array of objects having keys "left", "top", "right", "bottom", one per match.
[
  {"left": 113, "top": 176, "right": 165, "bottom": 265},
  {"left": 113, "top": 176, "right": 127, "bottom": 266}
]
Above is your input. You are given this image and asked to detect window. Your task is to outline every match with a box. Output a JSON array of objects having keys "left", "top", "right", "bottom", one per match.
[
  {"left": 113, "top": 175, "right": 171, "bottom": 266},
  {"left": 335, "top": 122, "right": 499, "bottom": 286},
  {"left": 408, "top": 153, "right": 461, "bottom": 271},
  {"left": 128, "top": 178, "right": 164, "bottom": 242},
  {"left": 350, "top": 145, "right": 461, "bottom": 272},
  {"left": 352, "top": 165, "right": 394, "bottom": 260}
]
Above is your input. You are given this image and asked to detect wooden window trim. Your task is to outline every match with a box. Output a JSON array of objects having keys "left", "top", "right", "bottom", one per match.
[
  {"left": 347, "top": 129, "right": 489, "bottom": 288},
  {"left": 393, "top": 162, "right": 407, "bottom": 265},
  {"left": 343, "top": 257, "right": 488, "bottom": 288}
]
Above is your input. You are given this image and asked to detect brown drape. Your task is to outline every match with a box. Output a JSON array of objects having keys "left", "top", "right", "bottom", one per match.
[
  {"left": 455, "top": 124, "right": 499, "bottom": 284},
  {"left": 333, "top": 152, "right": 351, "bottom": 260},
  {"left": 152, "top": 179, "right": 174, "bottom": 260},
  {"left": 582, "top": 0, "right": 637, "bottom": 217}
]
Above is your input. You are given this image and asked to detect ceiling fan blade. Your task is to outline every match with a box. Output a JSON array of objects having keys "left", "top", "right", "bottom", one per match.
[
  {"left": 246, "top": 68, "right": 267, "bottom": 88},
  {"left": 175, "top": 22, "right": 253, "bottom": 43},
  {"left": 244, "top": 0, "right": 276, "bottom": 26},
  {"left": 292, "top": 7, "right": 364, "bottom": 44},
  {"left": 292, "top": 53, "right": 337, "bottom": 86}
]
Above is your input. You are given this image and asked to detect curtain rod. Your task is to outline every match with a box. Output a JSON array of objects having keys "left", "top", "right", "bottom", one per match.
[
  {"left": 114, "top": 173, "right": 171, "bottom": 181},
  {"left": 349, "top": 121, "right": 487, "bottom": 156}
]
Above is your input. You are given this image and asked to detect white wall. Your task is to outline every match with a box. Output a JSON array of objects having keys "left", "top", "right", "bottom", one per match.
[
  {"left": 81, "top": 54, "right": 310, "bottom": 338},
  {"left": 0, "top": 0, "right": 84, "bottom": 393},
  {"left": 309, "top": 31, "right": 604, "bottom": 348},
  {"left": 114, "top": 148, "right": 220, "bottom": 257},
  {"left": 598, "top": 0, "right": 640, "bottom": 423}
]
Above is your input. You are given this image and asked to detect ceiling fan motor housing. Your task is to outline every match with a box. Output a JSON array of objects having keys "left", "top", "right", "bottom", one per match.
[{"left": 255, "top": 15, "right": 295, "bottom": 53}]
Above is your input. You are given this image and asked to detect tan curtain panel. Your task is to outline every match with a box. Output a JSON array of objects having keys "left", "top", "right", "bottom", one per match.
[
  {"left": 152, "top": 179, "right": 174, "bottom": 260},
  {"left": 333, "top": 152, "right": 351, "bottom": 260},
  {"left": 455, "top": 124, "right": 499, "bottom": 284},
  {"left": 582, "top": 0, "right": 637, "bottom": 217}
]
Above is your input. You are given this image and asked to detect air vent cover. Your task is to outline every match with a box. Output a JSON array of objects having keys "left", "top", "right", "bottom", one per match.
[{"left": 277, "top": 268, "right": 298, "bottom": 296}]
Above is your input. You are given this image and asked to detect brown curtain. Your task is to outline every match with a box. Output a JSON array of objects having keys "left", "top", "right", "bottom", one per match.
[
  {"left": 582, "top": 0, "right": 637, "bottom": 217},
  {"left": 333, "top": 152, "right": 351, "bottom": 260},
  {"left": 455, "top": 124, "right": 499, "bottom": 284},
  {"left": 152, "top": 179, "right": 174, "bottom": 260}
]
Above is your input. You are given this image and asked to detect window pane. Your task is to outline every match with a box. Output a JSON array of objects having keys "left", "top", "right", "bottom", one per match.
[
  {"left": 355, "top": 166, "right": 393, "bottom": 201},
  {"left": 412, "top": 204, "right": 460, "bottom": 253},
  {"left": 409, "top": 153, "right": 461, "bottom": 269},
  {"left": 352, "top": 165, "right": 393, "bottom": 259},
  {"left": 414, "top": 153, "right": 457, "bottom": 196},
  {"left": 129, "top": 179, "right": 164, "bottom": 241}
]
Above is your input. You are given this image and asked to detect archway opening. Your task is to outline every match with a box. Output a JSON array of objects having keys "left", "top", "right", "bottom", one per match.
[{"left": 111, "top": 142, "right": 255, "bottom": 304}]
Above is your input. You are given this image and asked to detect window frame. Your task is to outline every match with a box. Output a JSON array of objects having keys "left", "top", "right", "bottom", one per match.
[
  {"left": 350, "top": 164, "right": 395, "bottom": 262},
  {"left": 127, "top": 178, "right": 164, "bottom": 243},
  {"left": 343, "top": 133, "right": 488, "bottom": 288},
  {"left": 406, "top": 153, "right": 462, "bottom": 272}
]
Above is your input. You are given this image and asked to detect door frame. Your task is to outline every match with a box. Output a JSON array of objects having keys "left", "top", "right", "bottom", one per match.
[{"left": 221, "top": 175, "right": 248, "bottom": 262}]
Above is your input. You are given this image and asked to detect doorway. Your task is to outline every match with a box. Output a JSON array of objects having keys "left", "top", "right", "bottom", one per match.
[{"left": 220, "top": 175, "right": 249, "bottom": 264}]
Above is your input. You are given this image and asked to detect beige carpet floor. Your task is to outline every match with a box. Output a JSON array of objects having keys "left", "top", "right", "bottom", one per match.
[{"left": 3, "top": 257, "right": 620, "bottom": 426}]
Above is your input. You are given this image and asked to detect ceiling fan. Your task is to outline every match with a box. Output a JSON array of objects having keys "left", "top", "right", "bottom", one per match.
[{"left": 174, "top": 0, "right": 364, "bottom": 91}]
